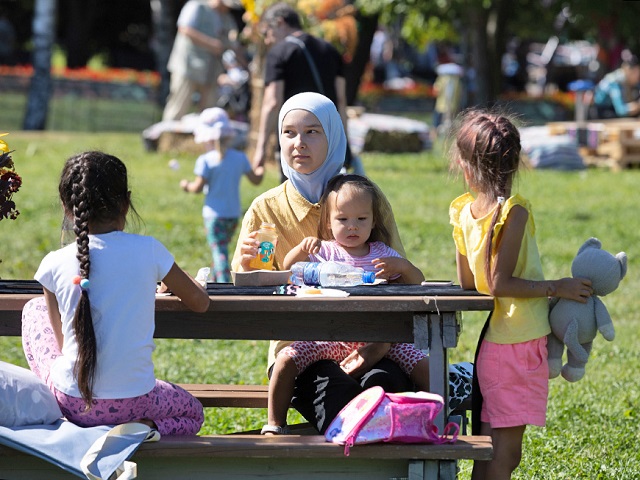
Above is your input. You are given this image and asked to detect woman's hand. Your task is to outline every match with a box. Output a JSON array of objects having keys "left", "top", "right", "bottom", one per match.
[
  {"left": 239, "top": 231, "right": 260, "bottom": 271},
  {"left": 340, "top": 343, "right": 391, "bottom": 377}
]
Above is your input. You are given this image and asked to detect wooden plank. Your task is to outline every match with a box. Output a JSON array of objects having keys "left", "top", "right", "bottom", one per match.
[
  {"left": 154, "top": 309, "right": 417, "bottom": 342},
  {"left": 0, "top": 293, "right": 494, "bottom": 339},
  {"left": 178, "top": 383, "right": 269, "bottom": 408},
  {"left": 179, "top": 383, "right": 475, "bottom": 413},
  {"left": 0, "top": 436, "right": 492, "bottom": 480},
  {"left": 0, "top": 456, "right": 419, "bottom": 480},
  {"left": 0, "top": 435, "right": 492, "bottom": 460}
]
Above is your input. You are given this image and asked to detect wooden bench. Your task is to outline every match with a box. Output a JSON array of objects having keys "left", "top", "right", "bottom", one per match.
[
  {"left": 0, "top": 282, "right": 493, "bottom": 479},
  {"left": 0, "top": 434, "right": 492, "bottom": 480}
]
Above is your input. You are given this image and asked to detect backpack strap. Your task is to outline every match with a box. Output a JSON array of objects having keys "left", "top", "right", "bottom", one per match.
[{"left": 285, "top": 35, "right": 325, "bottom": 95}]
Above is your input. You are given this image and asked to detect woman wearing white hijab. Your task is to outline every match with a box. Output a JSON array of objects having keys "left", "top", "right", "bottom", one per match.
[
  {"left": 232, "top": 91, "right": 404, "bottom": 271},
  {"left": 231, "top": 92, "right": 412, "bottom": 435}
]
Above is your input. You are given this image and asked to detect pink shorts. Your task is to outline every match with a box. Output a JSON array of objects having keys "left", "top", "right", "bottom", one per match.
[{"left": 478, "top": 337, "right": 548, "bottom": 428}]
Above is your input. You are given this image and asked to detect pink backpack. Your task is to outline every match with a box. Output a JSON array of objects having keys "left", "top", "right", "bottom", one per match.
[{"left": 324, "top": 386, "right": 459, "bottom": 456}]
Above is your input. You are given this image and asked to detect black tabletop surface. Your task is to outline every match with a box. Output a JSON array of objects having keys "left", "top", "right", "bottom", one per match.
[{"left": 0, "top": 279, "right": 487, "bottom": 297}]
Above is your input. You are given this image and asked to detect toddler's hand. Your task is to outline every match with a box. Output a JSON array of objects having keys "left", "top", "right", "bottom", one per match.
[
  {"left": 340, "top": 350, "right": 366, "bottom": 377},
  {"left": 372, "top": 257, "right": 408, "bottom": 280},
  {"left": 299, "top": 237, "right": 321, "bottom": 255},
  {"left": 341, "top": 343, "right": 390, "bottom": 377}
]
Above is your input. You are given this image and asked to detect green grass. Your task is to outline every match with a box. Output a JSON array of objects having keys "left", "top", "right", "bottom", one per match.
[{"left": 1, "top": 131, "right": 639, "bottom": 478}]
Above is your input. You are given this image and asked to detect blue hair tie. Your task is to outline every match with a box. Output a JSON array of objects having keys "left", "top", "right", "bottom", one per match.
[{"left": 79, "top": 278, "right": 90, "bottom": 289}]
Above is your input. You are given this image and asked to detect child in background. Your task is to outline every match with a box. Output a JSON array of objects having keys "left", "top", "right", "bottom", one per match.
[
  {"left": 449, "top": 110, "right": 592, "bottom": 479},
  {"left": 181, "top": 107, "right": 263, "bottom": 282},
  {"left": 262, "top": 174, "right": 427, "bottom": 434},
  {"left": 22, "top": 151, "right": 210, "bottom": 436}
]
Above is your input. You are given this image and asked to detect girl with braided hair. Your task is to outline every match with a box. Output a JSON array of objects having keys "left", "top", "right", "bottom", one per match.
[
  {"left": 22, "top": 151, "right": 210, "bottom": 436},
  {"left": 448, "top": 110, "right": 593, "bottom": 479}
]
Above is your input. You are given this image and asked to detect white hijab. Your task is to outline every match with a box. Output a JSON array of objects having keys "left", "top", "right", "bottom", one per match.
[{"left": 278, "top": 92, "right": 346, "bottom": 203}]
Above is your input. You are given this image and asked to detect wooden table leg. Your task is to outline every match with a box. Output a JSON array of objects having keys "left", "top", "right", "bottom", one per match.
[{"left": 414, "top": 313, "right": 447, "bottom": 431}]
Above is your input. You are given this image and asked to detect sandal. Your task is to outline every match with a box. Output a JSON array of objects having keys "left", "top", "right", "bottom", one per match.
[{"left": 260, "top": 424, "right": 290, "bottom": 435}]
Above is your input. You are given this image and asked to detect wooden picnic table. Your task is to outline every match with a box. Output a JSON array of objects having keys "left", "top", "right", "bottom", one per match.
[{"left": 0, "top": 281, "right": 494, "bottom": 479}]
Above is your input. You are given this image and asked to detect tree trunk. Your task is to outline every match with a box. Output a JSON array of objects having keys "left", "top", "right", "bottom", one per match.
[
  {"left": 343, "top": 11, "right": 378, "bottom": 106},
  {"left": 23, "top": 0, "right": 57, "bottom": 131},
  {"left": 150, "top": 0, "right": 178, "bottom": 106},
  {"left": 486, "top": 0, "right": 511, "bottom": 102},
  {"left": 464, "top": 1, "right": 512, "bottom": 107},
  {"left": 465, "top": 5, "right": 492, "bottom": 107},
  {"left": 64, "top": 0, "right": 94, "bottom": 68}
]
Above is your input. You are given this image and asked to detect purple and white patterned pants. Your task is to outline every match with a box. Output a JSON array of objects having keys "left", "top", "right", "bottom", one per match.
[{"left": 21, "top": 297, "right": 204, "bottom": 436}]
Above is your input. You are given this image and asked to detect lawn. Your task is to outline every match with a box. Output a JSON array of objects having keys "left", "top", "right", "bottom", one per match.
[{"left": 0, "top": 131, "right": 638, "bottom": 479}]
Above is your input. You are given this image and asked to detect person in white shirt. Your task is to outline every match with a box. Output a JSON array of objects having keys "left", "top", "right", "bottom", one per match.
[{"left": 23, "top": 151, "right": 210, "bottom": 435}]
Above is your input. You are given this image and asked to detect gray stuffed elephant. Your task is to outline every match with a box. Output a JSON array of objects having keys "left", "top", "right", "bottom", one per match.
[{"left": 548, "top": 238, "right": 627, "bottom": 382}]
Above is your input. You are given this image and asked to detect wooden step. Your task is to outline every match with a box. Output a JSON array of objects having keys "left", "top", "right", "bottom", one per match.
[{"left": 179, "top": 383, "right": 269, "bottom": 408}]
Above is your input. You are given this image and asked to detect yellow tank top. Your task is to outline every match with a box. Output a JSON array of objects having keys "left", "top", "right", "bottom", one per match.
[{"left": 449, "top": 193, "right": 551, "bottom": 344}]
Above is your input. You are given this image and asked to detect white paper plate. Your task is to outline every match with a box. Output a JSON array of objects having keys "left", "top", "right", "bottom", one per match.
[{"left": 421, "top": 280, "right": 454, "bottom": 286}]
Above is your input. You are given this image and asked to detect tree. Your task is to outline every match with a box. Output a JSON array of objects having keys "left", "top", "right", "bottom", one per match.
[
  {"left": 356, "top": 0, "right": 513, "bottom": 105},
  {"left": 150, "top": 0, "right": 179, "bottom": 105},
  {"left": 23, "top": 0, "right": 57, "bottom": 131},
  {"left": 63, "top": 0, "right": 98, "bottom": 68}
]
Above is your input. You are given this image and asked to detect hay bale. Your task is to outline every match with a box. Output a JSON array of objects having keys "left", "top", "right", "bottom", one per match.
[
  {"left": 157, "top": 132, "right": 205, "bottom": 155},
  {"left": 363, "top": 130, "right": 424, "bottom": 153}
]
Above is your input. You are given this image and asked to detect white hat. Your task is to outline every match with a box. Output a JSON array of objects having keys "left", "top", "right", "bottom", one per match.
[{"left": 193, "top": 107, "right": 235, "bottom": 143}]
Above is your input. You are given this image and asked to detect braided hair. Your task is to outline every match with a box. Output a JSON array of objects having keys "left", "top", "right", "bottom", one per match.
[
  {"left": 450, "top": 109, "right": 522, "bottom": 288},
  {"left": 58, "top": 151, "right": 133, "bottom": 408}
]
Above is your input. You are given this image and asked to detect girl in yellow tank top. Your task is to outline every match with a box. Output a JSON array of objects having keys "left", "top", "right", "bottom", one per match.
[{"left": 448, "top": 110, "right": 593, "bottom": 480}]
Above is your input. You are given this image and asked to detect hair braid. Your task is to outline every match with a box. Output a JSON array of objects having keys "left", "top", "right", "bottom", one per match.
[
  {"left": 482, "top": 116, "right": 521, "bottom": 288},
  {"left": 450, "top": 109, "right": 522, "bottom": 290},
  {"left": 66, "top": 156, "right": 97, "bottom": 409}
]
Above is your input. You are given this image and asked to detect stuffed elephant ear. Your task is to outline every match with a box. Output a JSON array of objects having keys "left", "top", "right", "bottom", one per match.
[{"left": 616, "top": 252, "right": 628, "bottom": 280}]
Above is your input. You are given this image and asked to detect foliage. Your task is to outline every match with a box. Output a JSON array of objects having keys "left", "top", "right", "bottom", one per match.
[
  {"left": 241, "top": 0, "right": 358, "bottom": 58},
  {"left": 356, "top": 0, "right": 460, "bottom": 48},
  {"left": 355, "top": 0, "right": 640, "bottom": 52},
  {"left": 0, "top": 131, "right": 638, "bottom": 478}
]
